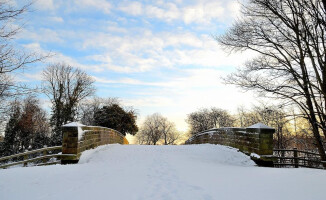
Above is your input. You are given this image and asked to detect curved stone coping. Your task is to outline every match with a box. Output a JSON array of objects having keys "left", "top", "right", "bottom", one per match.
[
  {"left": 186, "top": 127, "right": 247, "bottom": 143},
  {"left": 186, "top": 124, "right": 275, "bottom": 144},
  {"left": 81, "top": 126, "right": 125, "bottom": 138}
]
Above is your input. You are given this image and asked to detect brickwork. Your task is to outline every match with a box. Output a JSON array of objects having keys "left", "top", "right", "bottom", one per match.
[
  {"left": 61, "top": 123, "right": 128, "bottom": 164},
  {"left": 185, "top": 123, "right": 275, "bottom": 157}
]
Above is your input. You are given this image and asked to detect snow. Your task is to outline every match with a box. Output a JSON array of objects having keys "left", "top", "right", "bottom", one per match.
[
  {"left": 62, "top": 122, "right": 85, "bottom": 127},
  {"left": 62, "top": 122, "right": 86, "bottom": 141},
  {"left": 250, "top": 152, "right": 261, "bottom": 159},
  {"left": 0, "top": 144, "right": 325, "bottom": 200},
  {"left": 247, "top": 122, "right": 274, "bottom": 129}
]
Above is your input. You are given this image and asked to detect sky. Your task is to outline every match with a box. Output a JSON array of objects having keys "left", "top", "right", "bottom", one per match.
[{"left": 13, "top": 0, "right": 258, "bottom": 133}]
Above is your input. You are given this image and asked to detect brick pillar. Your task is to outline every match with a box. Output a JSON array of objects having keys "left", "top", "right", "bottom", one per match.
[
  {"left": 61, "top": 123, "right": 84, "bottom": 164},
  {"left": 246, "top": 123, "right": 275, "bottom": 167}
]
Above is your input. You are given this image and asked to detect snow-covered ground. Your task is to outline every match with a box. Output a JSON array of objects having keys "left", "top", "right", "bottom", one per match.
[{"left": 0, "top": 144, "right": 325, "bottom": 200}]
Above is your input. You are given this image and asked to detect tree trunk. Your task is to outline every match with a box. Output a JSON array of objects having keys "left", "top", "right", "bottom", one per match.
[{"left": 308, "top": 106, "right": 326, "bottom": 162}]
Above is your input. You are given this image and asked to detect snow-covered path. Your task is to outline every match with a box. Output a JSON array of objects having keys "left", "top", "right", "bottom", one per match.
[{"left": 0, "top": 144, "right": 325, "bottom": 200}]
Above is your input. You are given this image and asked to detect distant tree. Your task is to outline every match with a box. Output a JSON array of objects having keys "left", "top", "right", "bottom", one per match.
[
  {"left": 187, "top": 108, "right": 235, "bottom": 135},
  {"left": 136, "top": 113, "right": 181, "bottom": 145},
  {"left": 209, "top": 108, "right": 236, "bottom": 128},
  {"left": 42, "top": 63, "right": 95, "bottom": 145},
  {"left": 186, "top": 109, "right": 212, "bottom": 135},
  {"left": 79, "top": 97, "right": 120, "bottom": 125},
  {"left": 94, "top": 104, "right": 138, "bottom": 136},
  {"left": 236, "top": 103, "right": 282, "bottom": 128},
  {"left": 160, "top": 119, "right": 180, "bottom": 145},
  {"left": 217, "top": 0, "right": 326, "bottom": 160},
  {"left": 235, "top": 104, "right": 292, "bottom": 149},
  {"left": 1, "top": 97, "right": 50, "bottom": 156}
]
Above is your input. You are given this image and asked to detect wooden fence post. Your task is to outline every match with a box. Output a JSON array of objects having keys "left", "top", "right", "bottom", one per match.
[
  {"left": 293, "top": 148, "right": 298, "bottom": 168},
  {"left": 43, "top": 145, "right": 47, "bottom": 164},
  {"left": 23, "top": 150, "right": 28, "bottom": 167}
]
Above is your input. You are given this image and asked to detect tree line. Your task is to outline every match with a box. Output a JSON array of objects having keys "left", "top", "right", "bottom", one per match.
[
  {"left": 0, "top": 63, "right": 139, "bottom": 156},
  {"left": 186, "top": 104, "right": 316, "bottom": 150},
  {"left": 1, "top": 0, "right": 325, "bottom": 157},
  {"left": 0, "top": 2, "right": 138, "bottom": 156}
]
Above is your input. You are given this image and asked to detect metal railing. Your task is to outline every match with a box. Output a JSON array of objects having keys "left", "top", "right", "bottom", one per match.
[{"left": 273, "top": 148, "right": 326, "bottom": 169}]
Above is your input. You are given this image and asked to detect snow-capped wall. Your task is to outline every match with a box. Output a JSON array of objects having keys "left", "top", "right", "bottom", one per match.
[
  {"left": 185, "top": 123, "right": 275, "bottom": 160},
  {"left": 61, "top": 123, "right": 128, "bottom": 164}
]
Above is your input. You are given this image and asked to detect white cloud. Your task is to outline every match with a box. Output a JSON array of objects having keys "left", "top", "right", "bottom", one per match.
[
  {"left": 82, "top": 30, "right": 255, "bottom": 74},
  {"left": 82, "top": 30, "right": 203, "bottom": 51},
  {"left": 22, "top": 43, "right": 106, "bottom": 73},
  {"left": 118, "top": 2, "right": 143, "bottom": 15},
  {"left": 23, "top": 71, "right": 43, "bottom": 81},
  {"left": 106, "top": 26, "right": 128, "bottom": 33},
  {"left": 20, "top": 28, "right": 64, "bottom": 43},
  {"left": 182, "top": 2, "right": 224, "bottom": 24},
  {"left": 48, "top": 16, "right": 64, "bottom": 23},
  {"left": 228, "top": 1, "right": 242, "bottom": 18},
  {"left": 115, "top": 68, "right": 257, "bottom": 131},
  {"left": 93, "top": 77, "right": 145, "bottom": 85},
  {"left": 117, "top": 0, "right": 240, "bottom": 24},
  {"left": 124, "top": 96, "right": 174, "bottom": 108},
  {"left": 78, "top": 0, "right": 112, "bottom": 14},
  {"left": 145, "top": 3, "right": 180, "bottom": 22},
  {"left": 34, "top": 0, "right": 56, "bottom": 10}
]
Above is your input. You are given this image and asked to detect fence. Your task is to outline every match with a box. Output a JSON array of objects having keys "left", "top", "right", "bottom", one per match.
[
  {"left": 0, "top": 146, "right": 75, "bottom": 169},
  {"left": 272, "top": 148, "right": 326, "bottom": 169}
]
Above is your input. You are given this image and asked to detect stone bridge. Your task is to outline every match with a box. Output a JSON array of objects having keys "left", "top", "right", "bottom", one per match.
[
  {"left": 185, "top": 123, "right": 275, "bottom": 166},
  {"left": 61, "top": 122, "right": 129, "bottom": 164},
  {"left": 60, "top": 122, "right": 275, "bottom": 165}
]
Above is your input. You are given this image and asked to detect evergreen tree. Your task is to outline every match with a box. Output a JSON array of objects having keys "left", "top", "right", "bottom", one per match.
[
  {"left": 94, "top": 104, "right": 138, "bottom": 136},
  {"left": 2, "top": 102, "right": 21, "bottom": 156}
]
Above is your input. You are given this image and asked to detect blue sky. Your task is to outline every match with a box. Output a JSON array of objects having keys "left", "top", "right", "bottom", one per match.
[{"left": 14, "top": 0, "right": 256, "bottom": 131}]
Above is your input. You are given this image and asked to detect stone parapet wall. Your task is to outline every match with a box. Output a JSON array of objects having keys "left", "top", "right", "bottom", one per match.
[
  {"left": 185, "top": 123, "right": 275, "bottom": 156},
  {"left": 61, "top": 123, "right": 128, "bottom": 164}
]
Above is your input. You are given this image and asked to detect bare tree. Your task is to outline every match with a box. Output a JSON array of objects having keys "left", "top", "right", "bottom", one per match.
[
  {"left": 210, "top": 108, "right": 236, "bottom": 128},
  {"left": 0, "top": 1, "right": 46, "bottom": 101},
  {"left": 160, "top": 118, "right": 179, "bottom": 145},
  {"left": 235, "top": 104, "right": 292, "bottom": 149},
  {"left": 217, "top": 0, "right": 326, "bottom": 161},
  {"left": 186, "top": 109, "right": 212, "bottom": 135},
  {"left": 42, "top": 63, "right": 95, "bottom": 145},
  {"left": 186, "top": 108, "right": 235, "bottom": 135},
  {"left": 137, "top": 113, "right": 180, "bottom": 145},
  {"left": 0, "top": 1, "right": 49, "bottom": 134}
]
